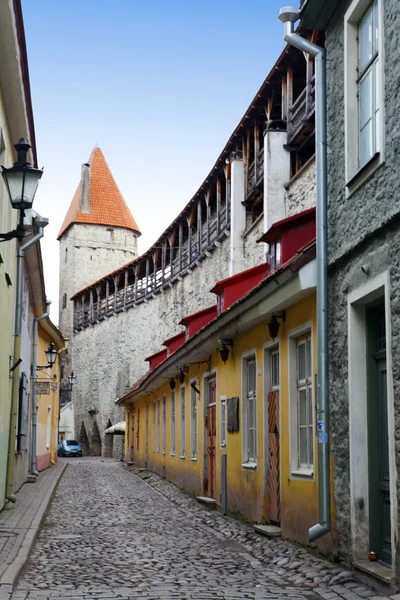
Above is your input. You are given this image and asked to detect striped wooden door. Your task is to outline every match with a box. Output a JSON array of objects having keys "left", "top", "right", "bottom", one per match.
[{"left": 268, "top": 391, "right": 280, "bottom": 524}]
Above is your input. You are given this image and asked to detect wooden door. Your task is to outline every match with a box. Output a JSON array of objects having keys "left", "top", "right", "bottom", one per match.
[
  {"left": 206, "top": 378, "right": 217, "bottom": 499},
  {"left": 268, "top": 391, "right": 280, "bottom": 524},
  {"left": 130, "top": 411, "right": 135, "bottom": 462}
]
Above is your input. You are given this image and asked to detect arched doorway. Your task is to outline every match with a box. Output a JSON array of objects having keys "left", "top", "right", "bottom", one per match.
[
  {"left": 91, "top": 420, "right": 102, "bottom": 456},
  {"left": 104, "top": 419, "right": 114, "bottom": 457},
  {"left": 79, "top": 422, "right": 89, "bottom": 455}
]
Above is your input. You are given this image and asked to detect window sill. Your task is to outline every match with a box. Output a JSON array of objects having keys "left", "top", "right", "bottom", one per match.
[
  {"left": 346, "top": 152, "right": 383, "bottom": 197},
  {"left": 190, "top": 456, "right": 197, "bottom": 462},
  {"left": 220, "top": 443, "right": 226, "bottom": 449},
  {"left": 180, "top": 455, "right": 186, "bottom": 460},
  {"left": 291, "top": 468, "right": 314, "bottom": 479},
  {"left": 171, "top": 453, "right": 176, "bottom": 457},
  {"left": 242, "top": 461, "right": 257, "bottom": 471}
]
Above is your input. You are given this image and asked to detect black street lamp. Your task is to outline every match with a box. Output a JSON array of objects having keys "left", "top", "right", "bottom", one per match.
[
  {"left": 37, "top": 343, "right": 58, "bottom": 370},
  {"left": 0, "top": 138, "right": 43, "bottom": 241},
  {"left": 61, "top": 372, "right": 76, "bottom": 393}
]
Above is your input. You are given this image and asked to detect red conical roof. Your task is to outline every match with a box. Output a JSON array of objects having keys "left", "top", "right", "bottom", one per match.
[{"left": 57, "top": 147, "right": 141, "bottom": 239}]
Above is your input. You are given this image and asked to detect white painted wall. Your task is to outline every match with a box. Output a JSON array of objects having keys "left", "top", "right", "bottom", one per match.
[
  {"left": 263, "top": 129, "right": 290, "bottom": 234},
  {"left": 230, "top": 154, "right": 246, "bottom": 276},
  {"left": 59, "top": 401, "right": 75, "bottom": 441}
]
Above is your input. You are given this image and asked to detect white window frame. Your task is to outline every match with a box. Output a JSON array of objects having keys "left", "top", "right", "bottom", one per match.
[
  {"left": 288, "top": 322, "right": 314, "bottom": 478},
  {"left": 152, "top": 401, "right": 156, "bottom": 453},
  {"left": 241, "top": 350, "right": 258, "bottom": 469},
  {"left": 156, "top": 398, "right": 160, "bottom": 453},
  {"left": 220, "top": 395, "right": 227, "bottom": 448},
  {"left": 46, "top": 406, "right": 52, "bottom": 450},
  {"left": 162, "top": 395, "right": 166, "bottom": 455},
  {"left": 180, "top": 384, "right": 186, "bottom": 459},
  {"left": 344, "top": 0, "right": 384, "bottom": 195},
  {"left": 170, "top": 389, "right": 176, "bottom": 456},
  {"left": 190, "top": 379, "right": 198, "bottom": 460}
]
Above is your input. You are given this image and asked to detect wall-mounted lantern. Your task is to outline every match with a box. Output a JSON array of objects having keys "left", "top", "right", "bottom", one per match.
[
  {"left": 218, "top": 339, "right": 233, "bottom": 364},
  {"left": 268, "top": 311, "right": 286, "bottom": 340}
]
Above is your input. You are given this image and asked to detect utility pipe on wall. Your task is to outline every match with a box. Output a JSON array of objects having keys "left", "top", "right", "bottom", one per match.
[
  {"left": 278, "top": 6, "right": 330, "bottom": 542},
  {"left": 6, "top": 216, "right": 48, "bottom": 502}
]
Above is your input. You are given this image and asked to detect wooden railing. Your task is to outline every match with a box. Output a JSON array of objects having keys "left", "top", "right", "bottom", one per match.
[
  {"left": 288, "top": 75, "right": 315, "bottom": 142},
  {"left": 73, "top": 203, "right": 230, "bottom": 331},
  {"left": 247, "top": 146, "right": 265, "bottom": 197}
]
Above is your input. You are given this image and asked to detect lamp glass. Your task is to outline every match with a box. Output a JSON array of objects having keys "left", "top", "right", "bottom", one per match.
[
  {"left": 268, "top": 317, "right": 280, "bottom": 340},
  {"left": 45, "top": 343, "right": 57, "bottom": 368},
  {"left": 69, "top": 372, "right": 76, "bottom": 386},
  {"left": 220, "top": 347, "right": 230, "bottom": 363},
  {"left": 2, "top": 166, "right": 42, "bottom": 210}
]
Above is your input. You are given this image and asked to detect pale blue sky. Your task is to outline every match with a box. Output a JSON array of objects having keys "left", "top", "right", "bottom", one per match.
[{"left": 22, "top": 0, "right": 289, "bottom": 320}]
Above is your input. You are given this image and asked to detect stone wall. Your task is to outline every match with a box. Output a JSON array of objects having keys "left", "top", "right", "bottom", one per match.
[
  {"left": 59, "top": 222, "right": 138, "bottom": 404},
  {"left": 285, "top": 157, "right": 316, "bottom": 218},
  {"left": 325, "top": 0, "right": 400, "bottom": 571},
  {"left": 243, "top": 215, "right": 265, "bottom": 268},
  {"left": 72, "top": 235, "right": 231, "bottom": 457}
]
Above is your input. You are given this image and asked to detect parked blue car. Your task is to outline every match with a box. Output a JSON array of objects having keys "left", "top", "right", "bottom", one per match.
[{"left": 58, "top": 439, "right": 82, "bottom": 457}]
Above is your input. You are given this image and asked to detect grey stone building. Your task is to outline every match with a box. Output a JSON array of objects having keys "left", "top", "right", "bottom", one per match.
[{"left": 301, "top": 0, "right": 400, "bottom": 589}]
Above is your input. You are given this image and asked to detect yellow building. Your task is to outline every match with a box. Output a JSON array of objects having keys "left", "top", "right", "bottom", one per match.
[
  {"left": 0, "top": 0, "right": 40, "bottom": 510},
  {"left": 119, "top": 210, "right": 336, "bottom": 554}
]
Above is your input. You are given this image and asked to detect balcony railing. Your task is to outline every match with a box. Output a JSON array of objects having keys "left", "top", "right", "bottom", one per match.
[{"left": 288, "top": 75, "right": 315, "bottom": 142}]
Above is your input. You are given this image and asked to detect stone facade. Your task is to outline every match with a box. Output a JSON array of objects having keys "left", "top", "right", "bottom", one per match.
[
  {"left": 58, "top": 222, "right": 138, "bottom": 405},
  {"left": 72, "top": 235, "right": 231, "bottom": 458},
  {"left": 285, "top": 158, "right": 316, "bottom": 218},
  {"left": 323, "top": 0, "right": 400, "bottom": 581}
]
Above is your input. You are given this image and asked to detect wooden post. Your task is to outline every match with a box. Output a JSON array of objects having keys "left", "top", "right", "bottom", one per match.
[
  {"left": 187, "top": 216, "right": 192, "bottom": 264},
  {"left": 281, "top": 75, "right": 288, "bottom": 122},
  {"left": 178, "top": 222, "right": 183, "bottom": 272},
  {"left": 152, "top": 251, "right": 157, "bottom": 291},
  {"left": 113, "top": 275, "right": 119, "bottom": 313},
  {"left": 161, "top": 241, "right": 167, "bottom": 284},
  {"left": 286, "top": 67, "right": 293, "bottom": 138},
  {"left": 204, "top": 189, "right": 211, "bottom": 248},
  {"left": 145, "top": 257, "right": 150, "bottom": 296},
  {"left": 197, "top": 200, "right": 202, "bottom": 255},
  {"left": 96, "top": 285, "right": 101, "bottom": 319},
  {"left": 105, "top": 280, "right": 110, "bottom": 315},
  {"left": 89, "top": 289, "right": 94, "bottom": 322},
  {"left": 169, "top": 231, "right": 175, "bottom": 278},
  {"left": 254, "top": 120, "right": 260, "bottom": 182},
  {"left": 134, "top": 264, "right": 139, "bottom": 302},
  {"left": 123, "top": 269, "right": 129, "bottom": 308},
  {"left": 216, "top": 179, "right": 221, "bottom": 234}
]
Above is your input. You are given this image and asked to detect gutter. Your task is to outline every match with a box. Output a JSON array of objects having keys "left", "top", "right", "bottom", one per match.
[
  {"left": 6, "top": 217, "right": 48, "bottom": 502},
  {"left": 278, "top": 6, "right": 330, "bottom": 542}
]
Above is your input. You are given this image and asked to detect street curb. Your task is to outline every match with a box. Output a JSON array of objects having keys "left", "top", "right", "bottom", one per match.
[{"left": 0, "top": 461, "right": 68, "bottom": 594}]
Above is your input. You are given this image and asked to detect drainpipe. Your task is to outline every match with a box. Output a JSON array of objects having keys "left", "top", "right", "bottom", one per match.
[
  {"left": 278, "top": 6, "right": 330, "bottom": 542},
  {"left": 31, "top": 310, "right": 50, "bottom": 476},
  {"left": 6, "top": 216, "right": 48, "bottom": 502}
]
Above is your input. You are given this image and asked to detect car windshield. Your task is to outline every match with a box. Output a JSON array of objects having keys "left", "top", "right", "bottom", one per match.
[{"left": 65, "top": 440, "right": 79, "bottom": 446}]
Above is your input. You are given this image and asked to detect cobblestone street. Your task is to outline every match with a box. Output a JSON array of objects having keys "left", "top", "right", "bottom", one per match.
[{"left": 10, "top": 459, "right": 391, "bottom": 600}]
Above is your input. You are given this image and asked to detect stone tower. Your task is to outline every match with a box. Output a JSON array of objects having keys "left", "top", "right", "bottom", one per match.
[{"left": 58, "top": 147, "right": 141, "bottom": 410}]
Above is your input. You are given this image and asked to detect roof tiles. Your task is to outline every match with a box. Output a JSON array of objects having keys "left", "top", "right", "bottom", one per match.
[{"left": 57, "top": 147, "right": 141, "bottom": 239}]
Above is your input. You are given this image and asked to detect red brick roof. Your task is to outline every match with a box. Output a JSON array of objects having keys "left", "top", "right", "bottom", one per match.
[{"left": 57, "top": 147, "right": 141, "bottom": 239}]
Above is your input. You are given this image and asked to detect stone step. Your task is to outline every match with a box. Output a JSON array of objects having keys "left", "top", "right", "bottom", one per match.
[
  {"left": 196, "top": 496, "right": 217, "bottom": 510},
  {"left": 254, "top": 524, "right": 282, "bottom": 538}
]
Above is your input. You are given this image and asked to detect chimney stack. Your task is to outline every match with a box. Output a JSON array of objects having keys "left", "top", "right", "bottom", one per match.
[{"left": 79, "top": 163, "right": 91, "bottom": 213}]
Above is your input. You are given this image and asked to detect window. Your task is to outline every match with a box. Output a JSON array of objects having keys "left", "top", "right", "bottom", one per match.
[
  {"left": 171, "top": 390, "right": 176, "bottom": 456},
  {"left": 296, "top": 335, "right": 313, "bottom": 469},
  {"left": 46, "top": 406, "right": 52, "bottom": 450},
  {"left": 242, "top": 356, "right": 257, "bottom": 465},
  {"left": 136, "top": 408, "right": 140, "bottom": 450},
  {"left": 65, "top": 248, "right": 68, "bottom": 263},
  {"left": 180, "top": 385, "right": 186, "bottom": 458},
  {"left": 62, "top": 293, "right": 67, "bottom": 309},
  {"left": 156, "top": 399, "right": 160, "bottom": 453},
  {"left": 190, "top": 383, "right": 198, "bottom": 459},
  {"left": 220, "top": 396, "right": 227, "bottom": 448},
  {"left": 269, "top": 241, "right": 281, "bottom": 271},
  {"left": 152, "top": 402, "right": 156, "bottom": 453},
  {"left": 345, "top": 0, "right": 383, "bottom": 187},
  {"left": 17, "top": 373, "right": 29, "bottom": 452},
  {"left": 270, "top": 349, "right": 280, "bottom": 390},
  {"left": 162, "top": 396, "right": 166, "bottom": 455},
  {"left": 105, "top": 228, "right": 114, "bottom": 243}
]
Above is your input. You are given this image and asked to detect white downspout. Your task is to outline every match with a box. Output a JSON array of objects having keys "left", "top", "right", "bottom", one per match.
[{"left": 278, "top": 6, "right": 330, "bottom": 542}]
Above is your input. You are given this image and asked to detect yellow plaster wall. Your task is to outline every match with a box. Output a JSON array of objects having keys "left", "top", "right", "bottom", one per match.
[
  {"left": 0, "top": 88, "right": 19, "bottom": 509},
  {"left": 36, "top": 326, "right": 60, "bottom": 470},
  {"left": 125, "top": 291, "right": 335, "bottom": 552}
]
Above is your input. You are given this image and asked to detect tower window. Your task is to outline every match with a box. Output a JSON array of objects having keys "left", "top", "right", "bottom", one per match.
[
  {"left": 65, "top": 248, "right": 68, "bottom": 263},
  {"left": 105, "top": 229, "right": 114, "bottom": 243},
  {"left": 62, "top": 293, "right": 67, "bottom": 309}
]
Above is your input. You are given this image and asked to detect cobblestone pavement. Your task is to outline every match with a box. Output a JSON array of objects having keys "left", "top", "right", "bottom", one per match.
[{"left": 10, "top": 458, "right": 394, "bottom": 600}]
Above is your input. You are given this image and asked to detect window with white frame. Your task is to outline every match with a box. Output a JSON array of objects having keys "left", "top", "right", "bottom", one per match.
[
  {"left": 152, "top": 401, "right": 156, "bottom": 453},
  {"left": 345, "top": 0, "right": 383, "bottom": 184},
  {"left": 156, "top": 399, "right": 161, "bottom": 453},
  {"left": 171, "top": 390, "right": 176, "bottom": 456},
  {"left": 46, "top": 406, "right": 52, "bottom": 450},
  {"left": 220, "top": 396, "right": 227, "bottom": 448},
  {"left": 268, "top": 240, "right": 281, "bottom": 272},
  {"left": 296, "top": 334, "right": 313, "bottom": 469},
  {"left": 190, "top": 383, "right": 198, "bottom": 459},
  {"left": 270, "top": 348, "right": 280, "bottom": 390},
  {"left": 243, "top": 356, "right": 257, "bottom": 464},
  {"left": 162, "top": 396, "right": 166, "bottom": 455},
  {"left": 180, "top": 385, "right": 186, "bottom": 458}
]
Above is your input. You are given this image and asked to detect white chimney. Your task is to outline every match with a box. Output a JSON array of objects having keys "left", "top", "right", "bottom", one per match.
[{"left": 79, "top": 163, "right": 91, "bottom": 213}]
